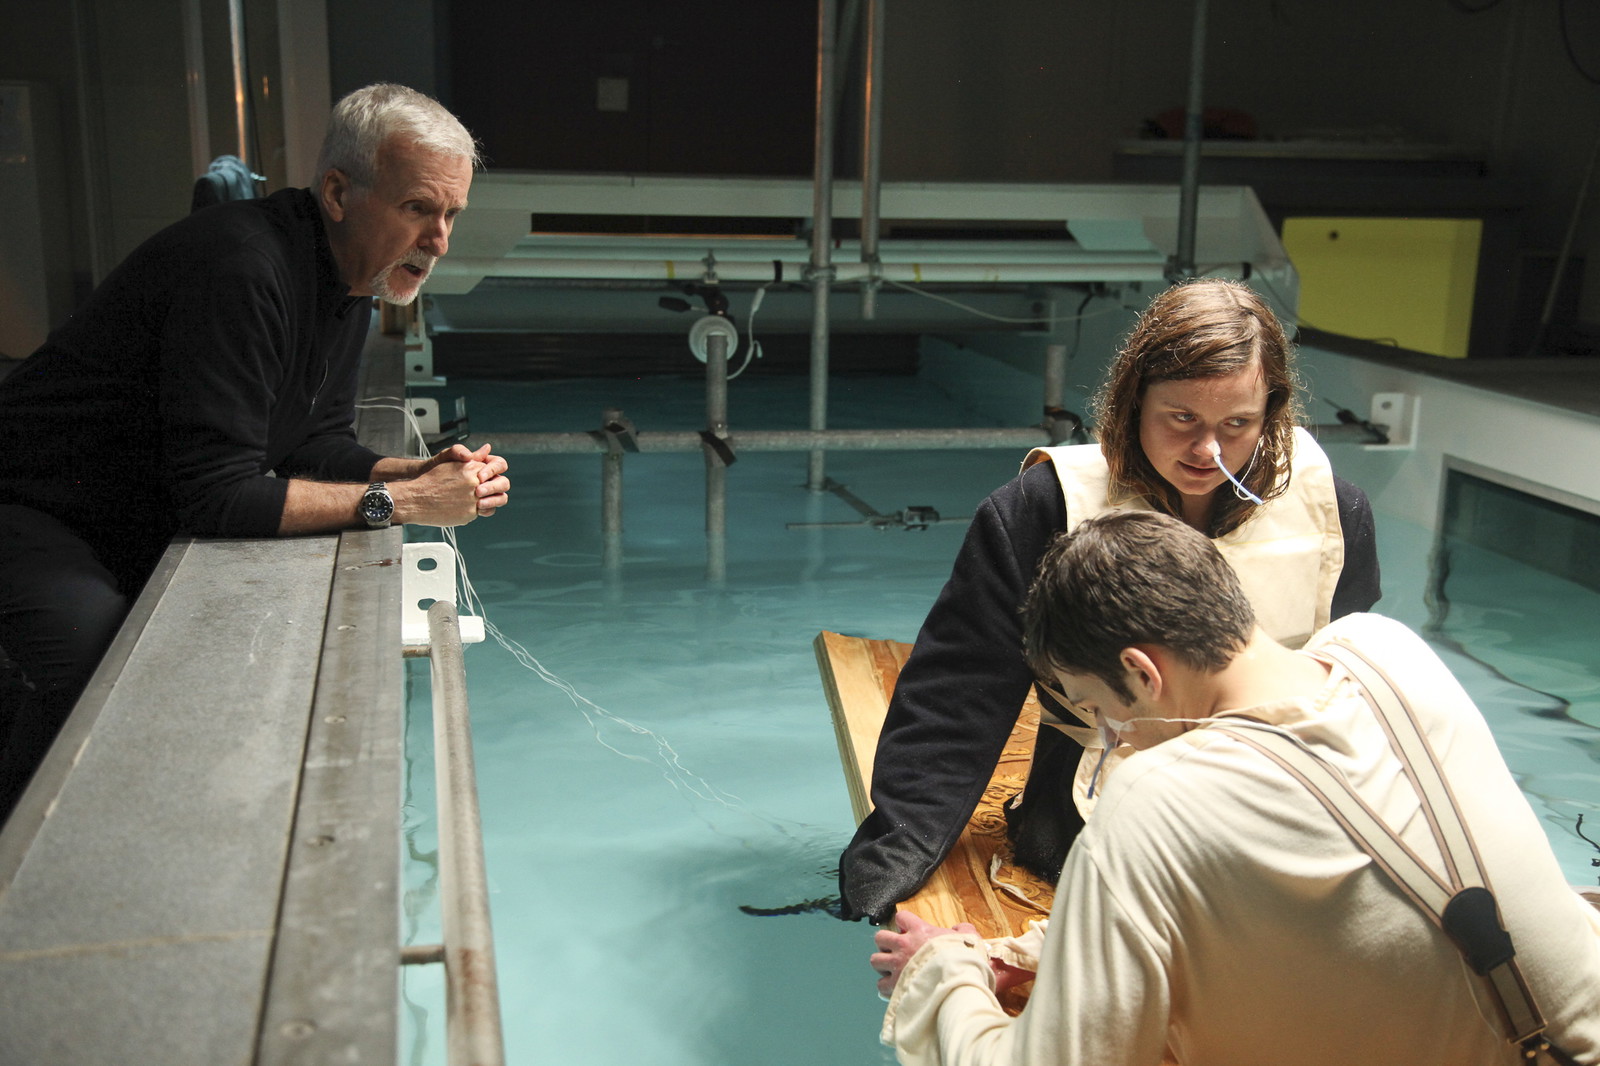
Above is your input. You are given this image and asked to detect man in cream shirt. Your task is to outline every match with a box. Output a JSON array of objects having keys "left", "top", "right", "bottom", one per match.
[{"left": 871, "top": 510, "right": 1600, "bottom": 1066}]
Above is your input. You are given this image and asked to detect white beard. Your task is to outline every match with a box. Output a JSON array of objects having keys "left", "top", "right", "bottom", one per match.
[{"left": 370, "top": 251, "right": 436, "bottom": 305}]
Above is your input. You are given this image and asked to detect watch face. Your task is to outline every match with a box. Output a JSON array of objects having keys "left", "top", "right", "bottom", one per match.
[{"left": 361, "top": 489, "right": 394, "bottom": 525}]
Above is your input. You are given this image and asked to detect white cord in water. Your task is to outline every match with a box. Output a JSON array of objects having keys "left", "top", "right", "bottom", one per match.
[
  {"left": 358, "top": 398, "right": 779, "bottom": 818},
  {"left": 1206, "top": 440, "right": 1263, "bottom": 505}
]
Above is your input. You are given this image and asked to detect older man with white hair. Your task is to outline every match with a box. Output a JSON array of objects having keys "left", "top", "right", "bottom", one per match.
[{"left": 0, "top": 83, "right": 510, "bottom": 821}]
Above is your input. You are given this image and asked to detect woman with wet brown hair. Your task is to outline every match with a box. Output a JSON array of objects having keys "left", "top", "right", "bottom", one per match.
[
  {"left": 837, "top": 278, "right": 1381, "bottom": 925},
  {"left": 1094, "top": 278, "right": 1302, "bottom": 535}
]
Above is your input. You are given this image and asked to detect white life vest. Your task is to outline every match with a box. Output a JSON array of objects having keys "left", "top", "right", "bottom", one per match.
[{"left": 1022, "top": 425, "right": 1346, "bottom": 818}]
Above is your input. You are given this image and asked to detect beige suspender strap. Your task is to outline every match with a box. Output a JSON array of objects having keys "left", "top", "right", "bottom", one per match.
[
  {"left": 1318, "top": 642, "right": 1488, "bottom": 894},
  {"left": 1215, "top": 722, "right": 1456, "bottom": 914},
  {"left": 1213, "top": 722, "right": 1547, "bottom": 1046},
  {"left": 1210, "top": 640, "right": 1550, "bottom": 1050}
]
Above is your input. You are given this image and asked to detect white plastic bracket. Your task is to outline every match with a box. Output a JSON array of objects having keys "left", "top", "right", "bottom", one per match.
[
  {"left": 409, "top": 397, "right": 442, "bottom": 437},
  {"left": 1367, "top": 392, "right": 1418, "bottom": 451},
  {"left": 401, "top": 542, "right": 485, "bottom": 648},
  {"left": 403, "top": 299, "right": 445, "bottom": 387},
  {"left": 405, "top": 395, "right": 470, "bottom": 449}
]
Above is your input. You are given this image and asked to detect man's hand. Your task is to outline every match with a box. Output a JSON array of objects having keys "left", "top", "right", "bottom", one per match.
[
  {"left": 449, "top": 443, "right": 510, "bottom": 517},
  {"left": 870, "top": 911, "right": 977, "bottom": 998},
  {"left": 379, "top": 443, "right": 511, "bottom": 523},
  {"left": 419, "top": 443, "right": 507, "bottom": 479}
]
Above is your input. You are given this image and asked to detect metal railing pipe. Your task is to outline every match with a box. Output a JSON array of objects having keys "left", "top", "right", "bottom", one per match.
[
  {"left": 481, "top": 426, "right": 1055, "bottom": 454},
  {"left": 483, "top": 423, "right": 1381, "bottom": 453},
  {"left": 499, "top": 236, "right": 1152, "bottom": 262},
  {"left": 432, "top": 256, "right": 1166, "bottom": 285},
  {"left": 426, "top": 600, "right": 505, "bottom": 1066}
]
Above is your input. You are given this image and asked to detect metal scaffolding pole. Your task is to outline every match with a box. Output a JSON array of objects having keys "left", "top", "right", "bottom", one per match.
[
  {"left": 484, "top": 428, "right": 1056, "bottom": 454},
  {"left": 704, "top": 332, "right": 730, "bottom": 583},
  {"left": 600, "top": 407, "right": 625, "bottom": 570},
  {"left": 1172, "top": 0, "right": 1208, "bottom": 281},
  {"left": 227, "top": 0, "right": 251, "bottom": 165},
  {"left": 1043, "top": 343, "right": 1066, "bottom": 413},
  {"left": 808, "top": 0, "right": 838, "bottom": 492},
  {"left": 859, "top": 0, "right": 886, "bottom": 321},
  {"left": 484, "top": 421, "right": 1379, "bottom": 455}
]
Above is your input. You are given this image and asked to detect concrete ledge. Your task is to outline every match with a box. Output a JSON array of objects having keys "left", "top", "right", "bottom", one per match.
[{"left": 0, "top": 326, "right": 410, "bottom": 1065}]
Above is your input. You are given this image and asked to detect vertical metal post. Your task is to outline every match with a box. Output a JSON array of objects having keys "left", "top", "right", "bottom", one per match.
[
  {"left": 1043, "top": 342, "right": 1066, "bottom": 413},
  {"left": 859, "top": 0, "right": 886, "bottom": 321},
  {"left": 601, "top": 407, "right": 624, "bottom": 571},
  {"left": 705, "top": 333, "right": 730, "bottom": 583},
  {"left": 807, "top": 0, "right": 838, "bottom": 492},
  {"left": 1530, "top": 127, "right": 1600, "bottom": 356},
  {"left": 227, "top": 0, "right": 252, "bottom": 164},
  {"left": 834, "top": 0, "right": 863, "bottom": 112},
  {"left": 426, "top": 601, "right": 506, "bottom": 1066},
  {"left": 1172, "top": 0, "right": 1208, "bottom": 281},
  {"left": 70, "top": 0, "right": 114, "bottom": 284},
  {"left": 181, "top": 0, "right": 211, "bottom": 178}
]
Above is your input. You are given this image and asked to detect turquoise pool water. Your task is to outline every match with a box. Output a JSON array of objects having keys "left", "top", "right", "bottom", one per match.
[{"left": 399, "top": 372, "right": 1600, "bottom": 1065}]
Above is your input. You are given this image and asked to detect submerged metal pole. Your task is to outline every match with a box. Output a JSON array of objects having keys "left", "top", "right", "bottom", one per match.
[
  {"left": 1172, "top": 0, "right": 1208, "bottom": 280},
  {"left": 601, "top": 407, "right": 624, "bottom": 570},
  {"left": 705, "top": 332, "right": 730, "bottom": 583},
  {"left": 808, "top": 0, "right": 838, "bottom": 492},
  {"left": 426, "top": 601, "right": 506, "bottom": 1066},
  {"left": 860, "top": 0, "right": 886, "bottom": 320}
]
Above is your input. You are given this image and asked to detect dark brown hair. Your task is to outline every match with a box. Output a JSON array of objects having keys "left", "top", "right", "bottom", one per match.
[
  {"left": 1091, "top": 279, "right": 1303, "bottom": 537},
  {"left": 1022, "top": 510, "right": 1255, "bottom": 701}
]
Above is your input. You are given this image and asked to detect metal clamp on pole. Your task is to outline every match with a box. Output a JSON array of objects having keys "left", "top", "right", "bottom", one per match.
[
  {"left": 698, "top": 430, "right": 737, "bottom": 468},
  {"left": 591, "top": 410, "right": 639, "bottom": 453}
]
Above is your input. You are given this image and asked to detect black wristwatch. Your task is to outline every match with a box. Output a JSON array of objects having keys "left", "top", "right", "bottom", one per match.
[{"left": 359, "top": 481, "right": 394, "bottom": 529}]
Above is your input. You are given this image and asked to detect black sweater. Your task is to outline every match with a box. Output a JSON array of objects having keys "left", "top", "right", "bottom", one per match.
[
  {"left": 837, "top": 460, "right": 1382, "bottom": 923},
  {"left": 0, "top": 188, "right": 380, "bottom": 585}
]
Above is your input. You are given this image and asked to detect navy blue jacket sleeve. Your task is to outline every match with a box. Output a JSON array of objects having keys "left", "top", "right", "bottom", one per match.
[
  {"left": 1331, "top": 475, "right": 1382, "bottom": 616},
  {"left": 837, "top": 462, "right": 1064, "bottom": 923}
]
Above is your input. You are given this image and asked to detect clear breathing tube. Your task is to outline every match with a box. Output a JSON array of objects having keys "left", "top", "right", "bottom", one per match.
[{"left": 1207, "top": 440, "right": 1264, "bottom": 505}]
